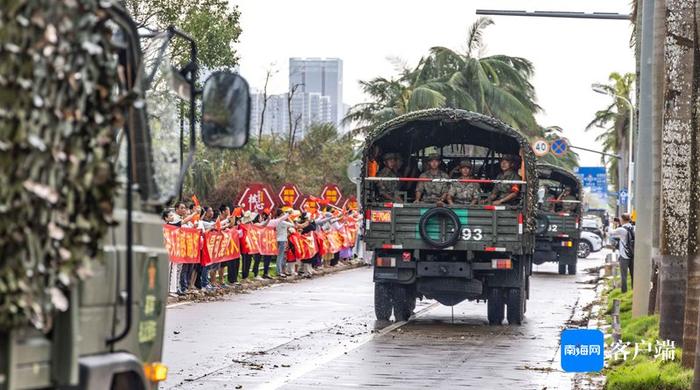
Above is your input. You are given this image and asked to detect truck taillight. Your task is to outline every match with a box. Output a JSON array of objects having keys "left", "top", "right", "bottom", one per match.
[
  {"left": 402, "top": 251, "right": 412, "bottom": 262},
  {"left": 143, "top": 362, "right": 168, "bottom": 382},
  {"left": 376, "top": 257, "right": 396, "bottom": 267},
  {"left": 518, "top": 213, "right": 523, "bottom": 235},
  {"left": 491, "top": 259, "right": 512, "bottom": 269},
  {"left": 561, "top": 241, "right": 573, "bottom": 247}
]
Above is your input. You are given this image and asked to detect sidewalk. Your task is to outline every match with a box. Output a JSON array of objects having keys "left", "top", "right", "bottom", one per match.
[{"left": 167, "top": 259, "right": 368, "bottom": 306}]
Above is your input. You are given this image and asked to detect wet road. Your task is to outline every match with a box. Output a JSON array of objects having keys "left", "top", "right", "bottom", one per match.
[{"left": 163, "top": 251, "right": 606, "bottom": 389}]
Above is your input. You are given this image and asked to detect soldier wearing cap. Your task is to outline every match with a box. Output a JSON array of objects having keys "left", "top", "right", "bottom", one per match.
[
  {"left": 447, "top": 160, "right": 482, "bottom": 205},
  {"left": 415, "top": 153, "right": 449, "bottom": 203},
  {"left": 376, "top": 153, "right": 401, "bottom": 201},
  {"left": 488, "top": 154, "right": 522, "bottom": 205}
]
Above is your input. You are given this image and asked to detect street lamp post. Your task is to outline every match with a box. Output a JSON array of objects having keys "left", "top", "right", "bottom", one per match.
[{"left": 592, "top": 84, "right": 635, "bottom": 213}]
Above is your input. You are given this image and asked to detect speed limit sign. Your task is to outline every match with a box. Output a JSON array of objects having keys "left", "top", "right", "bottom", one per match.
[{"left": 531, "top": 139, "right": 549, "bottom": 157}]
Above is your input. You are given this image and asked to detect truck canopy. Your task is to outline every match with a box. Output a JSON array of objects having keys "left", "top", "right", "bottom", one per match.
[
  {"left": 536, "top": 163, "right": 582, "bottom": 196},
  {"left": 362, "top": 108, "right": 538, "bottom": 229}
]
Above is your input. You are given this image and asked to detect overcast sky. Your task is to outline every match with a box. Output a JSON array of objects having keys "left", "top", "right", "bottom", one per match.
[{"left": 230, "top": 0, "right": 635, "bottom": 167}]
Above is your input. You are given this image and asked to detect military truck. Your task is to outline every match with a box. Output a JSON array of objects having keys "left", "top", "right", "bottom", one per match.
[
  {"left": 0, "top": 3, "right": 250, "bottom": 389},
  {"left": 533, "top": 164, "right": 583, "bottom": 275},
  {"left": 362, "top": 109, "right": 538, "bottom": 325}
]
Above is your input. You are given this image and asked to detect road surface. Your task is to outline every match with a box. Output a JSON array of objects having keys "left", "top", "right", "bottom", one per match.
[{"left": 162, "top": 251, "right": 605, "bottom": 389}]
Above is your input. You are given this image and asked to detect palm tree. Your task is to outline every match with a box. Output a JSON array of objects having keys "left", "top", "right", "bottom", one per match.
[
  {"left": 585, "top": 72, "right": 635, "bottom": 196},
  {"left": 345, "top": 17, "right": 540, "bottom": 136}
]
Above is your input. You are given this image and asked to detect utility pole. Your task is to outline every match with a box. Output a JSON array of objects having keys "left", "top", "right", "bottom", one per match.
[
  {"left": 477, "top": 7, "right": 652, "bottom": 316},
  {"left": 631, "top": 0, "right": 654, "bottom": 318}
]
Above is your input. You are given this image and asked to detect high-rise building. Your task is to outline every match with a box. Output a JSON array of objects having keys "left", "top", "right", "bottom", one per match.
[
  {"left": 289, "top": 58, "right": 343, "bottom": 126},
  {"left": 250, "top": 92, "right": 288, "bottom": 137}
]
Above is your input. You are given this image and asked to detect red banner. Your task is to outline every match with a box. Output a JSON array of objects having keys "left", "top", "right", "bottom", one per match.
[
  {"left": 239, "top": 224, "right": 260, "bottom": 254},
  {"left": 315, "top": 231, "right": 331, "bottom": 257},
  {"left": 162, "top": 224, "right": 201, "bottom": 263},
  {"left": 289, "top": 232, "right": 318, "bottom": 260},
  {"left": 327, "top": 229, "right": 345, "bottom": 254},
  {"left": 202, "top": 228, "right": 241, "bottom": 266},
  {"left": 256, "top": 226, "right": 279, "bottom": 256}
]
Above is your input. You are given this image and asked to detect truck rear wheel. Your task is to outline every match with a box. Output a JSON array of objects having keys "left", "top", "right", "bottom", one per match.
[
  {"left": 558, "top": 263, "right": 566, "bottom": 275},
  {"left": 567, "top": 262, "right": 577, "bottom": 275},
  {"left": 506, "top": 287, "right": 525, "bottom": 325},
  {"left": 374, "top": 283, "right": 392, "bottom": 321},
  {"left": 487, "top": 288, "right": 504, "bottom": 325},
  {"left": 393, "top": 284, "right": 415, "bottom": 322}
]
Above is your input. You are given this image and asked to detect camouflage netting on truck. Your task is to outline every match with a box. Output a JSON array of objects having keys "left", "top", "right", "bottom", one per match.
[
  {"left": 361, "top": 108, "right": 539, "bottom": 231},
  {"left": 0, "top": 0, "right": 125, "bottom": 331}
]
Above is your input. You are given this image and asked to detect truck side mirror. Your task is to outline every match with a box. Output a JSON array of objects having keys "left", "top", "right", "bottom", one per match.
[{"left": 201, "top": 71, "right": 250, "bottom": 149}]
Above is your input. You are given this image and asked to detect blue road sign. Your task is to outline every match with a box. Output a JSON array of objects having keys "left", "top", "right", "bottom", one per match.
[
  {"left": 550, "top": 139, "right": 568, "bottom": 157},
  {"left": 575, "top": 167, "right": 608, "bottom": 196},
  {"left": 561, "top": 329, "right": 605, "bottom": 372},
  {"left": 619, "top": 188, "right": 628, "bottom": 204}
]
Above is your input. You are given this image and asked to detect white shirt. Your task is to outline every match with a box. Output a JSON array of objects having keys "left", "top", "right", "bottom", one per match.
[{"left": 610, "top": 223, "right": 634, "bottom": 259}]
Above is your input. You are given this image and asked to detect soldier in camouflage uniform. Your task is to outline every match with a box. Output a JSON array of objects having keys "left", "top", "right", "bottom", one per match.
[
  {"left": 376, "top": 153, "right": 401, "bottom": 201},
  {"left": 556, "top": 186, "right": 578, "bottom": 212},
  {"left": 415, "top": 153, "right": 449, "bottom": 203},
  {"left": 447, "top": 160, "right": 482, "bottom": 205},
  {"left": 488, "top": 154, "right": 522, "bottom": 205}
]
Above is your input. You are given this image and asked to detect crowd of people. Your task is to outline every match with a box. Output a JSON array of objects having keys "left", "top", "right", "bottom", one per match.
[
  {"left": 162, "top": 200, "right": 361, "bottom": 295},
  {"left": 373, "top": 152, "right": 523, "bottom": 206}
]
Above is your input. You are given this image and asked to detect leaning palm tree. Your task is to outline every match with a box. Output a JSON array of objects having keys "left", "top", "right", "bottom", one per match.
[
  {"left": 585, "top": 72, "right": 635, "bottom": 195},
  {"left": 345, "top": 17, "right": 540, "bottom": 136}
]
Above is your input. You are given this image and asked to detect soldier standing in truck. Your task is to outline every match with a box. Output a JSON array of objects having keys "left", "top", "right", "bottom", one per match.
[
  {"left": 488, "top": 155, "right": 521, "bottom": 205},
  {"left": 414, "top": 153, "right": 450, "bottom": 203}
]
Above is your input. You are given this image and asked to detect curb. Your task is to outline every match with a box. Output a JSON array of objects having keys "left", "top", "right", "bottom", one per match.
[{"left": 167, "top": 260, "right": 369, "bottom": 306}]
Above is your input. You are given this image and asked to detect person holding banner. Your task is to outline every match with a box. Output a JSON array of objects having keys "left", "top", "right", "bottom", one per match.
[
  {"left": 269, "top": 207, "right": 294, "bottom": 278},
  {"left": 222, "top": 205, "right": 241, "bottom": 286},
  {"left": 251, "top": 209, "right": 275, "bottom": 280}
]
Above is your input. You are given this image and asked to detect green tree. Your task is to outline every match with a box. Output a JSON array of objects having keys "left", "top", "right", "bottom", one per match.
[
  {"left": 124, "top": 0, "right": 242, "bottom": 69},
  {"left": 585, "top": 72, "right": 635, "bottom": 194},
  {"left": 345, "top": 17, "right": 540, "bottom": 136}
]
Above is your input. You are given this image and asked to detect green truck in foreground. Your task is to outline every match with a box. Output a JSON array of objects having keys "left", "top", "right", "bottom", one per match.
[
  {"left": 1, "top": 3, "right": 250, "bottom": 389},
  {"left": 362, "top": 109, "right": 538, "bottom": 325}
]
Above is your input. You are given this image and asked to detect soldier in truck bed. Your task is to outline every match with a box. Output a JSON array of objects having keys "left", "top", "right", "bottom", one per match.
[
  {"left": 487, "top": 154, "right": 522, "bottom": 205},
  {"left": 414, "top": 153, "right": 450, "bottom": 203},
  {"left": 447, "top": 160, "right": 482, "bottom": 205},
  {"left": 376, "top": 153, "right": 402, "bottom": 201}
]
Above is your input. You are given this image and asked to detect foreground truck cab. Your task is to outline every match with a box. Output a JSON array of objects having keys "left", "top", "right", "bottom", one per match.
[
  {"left": 362, "top": 109, "right": 538, "bottom": 325},
  {"left": 0, "top": 3, "right": 250, "bottom": 389},
  {"left": 533, "top": 164, "right": 583, "bottom": 275}
]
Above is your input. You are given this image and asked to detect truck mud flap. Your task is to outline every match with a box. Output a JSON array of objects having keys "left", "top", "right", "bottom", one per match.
[{"left": 79, "top": 352, "right": 147, "bottom": 390}]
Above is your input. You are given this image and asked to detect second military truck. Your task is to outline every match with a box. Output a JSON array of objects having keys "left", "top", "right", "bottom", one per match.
[{"left": 533, "top": 164, "right": 583, "bottom": 275}]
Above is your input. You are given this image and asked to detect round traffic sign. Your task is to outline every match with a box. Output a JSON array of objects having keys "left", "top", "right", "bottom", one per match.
[
  {"left": 550, "top": 138, "right": 568, "bottom": 157},
  {"left": 531, "top": 139, "right": 549, "bottom": 157}
]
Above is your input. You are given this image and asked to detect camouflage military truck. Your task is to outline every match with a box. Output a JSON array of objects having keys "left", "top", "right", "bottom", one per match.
[
  {"left": 0, "top": 3, "right": 249, "bottom": 389},
  {"left": 533, "top": 164, "right": 583, "bottom": 275},
  {"left": 362, "top": 109, "right": 538, "bottom": 325}
]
